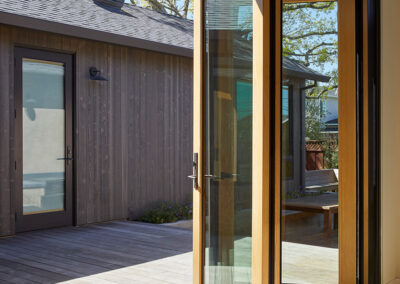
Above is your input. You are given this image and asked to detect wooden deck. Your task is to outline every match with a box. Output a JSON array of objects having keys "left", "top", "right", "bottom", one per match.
[{"left": 0, "top": 221, "right": 192, "bottom": 284}]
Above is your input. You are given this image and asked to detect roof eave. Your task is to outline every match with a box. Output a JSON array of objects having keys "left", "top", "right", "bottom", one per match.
[
  {"left": 0, "top": 11, "right": 193, "bottom": 58},
  {"left": 283, "top": 68, "right": 331, "bottom": 83}
]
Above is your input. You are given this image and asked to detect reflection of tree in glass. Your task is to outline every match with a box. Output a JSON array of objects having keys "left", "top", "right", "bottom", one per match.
[
  {"left": 24, "top": 97, "right": 37, "bottom": 121},
  {"left": 283, "top": 2, "right": 338, "bottom": 98},
  {"left": 305, "top": 98, "right": 325, "bottom": 141},
  {"left": 129, "top": 0, "right": 193, "bottom": 19}
]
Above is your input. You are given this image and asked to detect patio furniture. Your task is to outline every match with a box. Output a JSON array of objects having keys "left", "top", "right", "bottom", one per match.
[
  {"left": 305, "top": 169, "right": 338, "bottom": 192},
  {"left": 283, "top": 193, "right": 338, "bottom": 234}
]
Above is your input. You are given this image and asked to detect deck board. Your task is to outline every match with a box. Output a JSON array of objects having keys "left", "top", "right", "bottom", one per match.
[{"left": 0, "top": 221, "right": 192, "bottom": 284}]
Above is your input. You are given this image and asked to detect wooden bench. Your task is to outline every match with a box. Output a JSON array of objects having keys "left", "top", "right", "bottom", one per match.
[
  {"left": 283, "top": 193, "right": 338, "bottom": 234},
  {"left": 305, "top": 169, "right": 338, "bottom": 192}
]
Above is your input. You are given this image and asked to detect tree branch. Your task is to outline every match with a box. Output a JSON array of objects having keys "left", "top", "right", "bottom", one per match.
[
  {"left": 283, "top": 2, "right": 334, "bottom": 12},
  {"left": 284, "top": 51, "right": 337, "bottom": 57},
  {"left": 183, "top": 0, "right": 190, "bottom": 18},
  {"left": 284, "top": 42, "right": 336, "bottom": 57},
  {"left": 146, "top": 0, "right": 167, "bottom": 13},
  {"left": 308, "top": 42, "right": 336, "bottom": 52},
  {"left": 165, "top": 0, "right": 182, "bottom": 17},
  {"left": 306, "top": 85, "right": 338, "bottom": 99},
  {"left": 285, "top": 31, "right": 338, "bottom": 40}
]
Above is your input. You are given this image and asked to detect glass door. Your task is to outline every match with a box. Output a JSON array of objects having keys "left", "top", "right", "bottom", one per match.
[
  {"left": 280, "top": 1, "right": 339, "bottom": 282},
  {"left": 194, "top": 0, "right": 359, "bottom": 282},
  {"left": 14, "top": 47, "right": 73, "bottom": 232},
  {"left": 203, "top": 0, "right": 253, "bottom": 283},
  {"left": 277, "top": 0, "right": 358, "bottom": 283}
]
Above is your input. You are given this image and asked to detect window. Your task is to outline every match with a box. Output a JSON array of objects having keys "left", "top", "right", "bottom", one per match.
[{"left": 282, "top": 85, "right": 293, "bottom": 179}]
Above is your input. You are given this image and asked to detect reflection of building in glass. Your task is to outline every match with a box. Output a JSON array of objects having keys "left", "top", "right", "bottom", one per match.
[
  {"left": 281, "top": 60, "right": 330, "bottom": 196},
  {"left": 22, "top": 59, "right": 66, "bottom": 214},
  {"left": 321, "top": 89, "right": 339, "bottom": 134},
  {"left": 229, "top": 38, "right": 330, "bottom": 198}
]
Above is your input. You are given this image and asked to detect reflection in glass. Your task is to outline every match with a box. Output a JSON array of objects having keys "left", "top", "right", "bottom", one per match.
[
  {"left": 204, "top": 0, "right": 253, "bottom": 283},
  {"left": 281, "top": 1, "right": 339, "bottom": 283},
  {"left": 22, "top": 59, "right": 65, "bottom": 215}
]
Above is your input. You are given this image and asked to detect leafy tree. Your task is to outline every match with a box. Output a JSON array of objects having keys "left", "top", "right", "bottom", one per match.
[
  {"left": 130, "top": 0, "right": 193, "bottom": 19},
  {"left": 283, "top": 2, "right": 339, "bottom": 170},
  {"left": 283, "top": 2, "right": 337, "bottom": 72},
  {"left": 283, "top": 2, "right": 338, "bottom": 98},
  {"left": 305, "top": 98, "right": 325, "bottom": 141},
  {"left": 323, "top": 140, "right": 338, "bottom": 169}
]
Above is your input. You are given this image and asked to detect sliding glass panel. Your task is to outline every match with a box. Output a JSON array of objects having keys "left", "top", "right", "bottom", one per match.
[
  {"left": 22, "top": 58, "right": 66, "bottom": 215},
  {"left": 204, "top": 0, "right": 253, "bottom": 283},
  {"left": 280, "top": 2, "right": 339, "bottom": 283}
]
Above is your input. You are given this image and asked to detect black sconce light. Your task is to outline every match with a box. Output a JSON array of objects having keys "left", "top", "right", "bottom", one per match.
[{"left": 89, "top": 67, "right": 108, "bottom": 81}]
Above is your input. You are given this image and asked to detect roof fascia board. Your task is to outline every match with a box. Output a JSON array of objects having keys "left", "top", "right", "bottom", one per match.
[
  {"left": 284, "top": 69, "right": 331, "bottom": 83},
  {"left": 0, "top": 11, "right": 193, "bottom": 58}
]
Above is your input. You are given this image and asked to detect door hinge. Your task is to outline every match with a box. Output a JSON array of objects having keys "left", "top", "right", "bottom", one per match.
[
  {"left": 14, "top": 161, "right": 16, "bottom": 170},
  {"left": 14, "top": 109, "right": 16, "bottom": 119}
]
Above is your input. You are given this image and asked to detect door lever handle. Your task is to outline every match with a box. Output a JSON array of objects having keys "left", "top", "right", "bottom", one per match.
[
  {"left": 58, "top": 146, "right": 73, "bottom": 165},
  {"left": 188, "top": 153, "right": 199, "bottom": 189},
  {"left": 204, "top": 172, "right": 239, "bottom": 180},
  {"left": 57, "top": 157, "right": 74, "bottom": 160},
  {"left": 204, "top": 174, "right": 217, "bottom": 179}
]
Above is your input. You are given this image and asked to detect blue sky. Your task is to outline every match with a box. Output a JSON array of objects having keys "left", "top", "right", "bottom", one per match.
[{"left": 124, "top": 0, "right": 194, "bottom": 19}]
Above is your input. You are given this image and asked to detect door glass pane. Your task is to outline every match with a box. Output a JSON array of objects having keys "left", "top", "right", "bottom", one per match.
[
  {"left": 22, "top": 58, "right": 65, "bottom": 215},
  {"left": 204, "top": 0, "right": 253, "bottom": 283},
  {"left": 280, "top": 1, "right": 339, "bottom": 283}
]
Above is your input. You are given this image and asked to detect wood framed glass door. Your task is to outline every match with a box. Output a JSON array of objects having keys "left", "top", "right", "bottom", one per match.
[
  {"left": 193, "top": 0, "right": 361, "bottom": 283},
  {"left": 273, "top": 0, "right": 359, "bottom": 282},
  {"left": 276, "top": 1, "right": 357, "bottom": 283},
  {"left": 14, "top": 47, "right": 74, "bottom": 233}
]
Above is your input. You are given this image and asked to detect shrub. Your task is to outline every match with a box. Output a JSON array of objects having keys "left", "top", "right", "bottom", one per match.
[{"left": 137, "top": 203, "right": 193, "bottom": 224}]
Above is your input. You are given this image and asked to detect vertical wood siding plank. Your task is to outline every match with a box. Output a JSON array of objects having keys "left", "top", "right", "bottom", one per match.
[{"left": 0, "top": 25, "right": 12, "bottom": 236}]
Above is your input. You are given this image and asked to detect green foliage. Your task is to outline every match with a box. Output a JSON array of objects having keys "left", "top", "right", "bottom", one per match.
[
  {"left": 283, "top": 2, "right": 337, "bottom": 67},
  {"left": 136, "top": 203, "right": 193, "bottom": 224},
  {"left": 322, "top": 140, "right": 338, "bottom": 169},
  {"left": 130, "top": 0, "right": 193, "bottom": 19},
  {"left": 283, "top": 2, "right": 338, "bottom": 97},
  {"left": 284, "top": 188, "right": 306, "bottom": 200},
  {"left": 305, "top": 98, "right": 325, "bottom": 141}
]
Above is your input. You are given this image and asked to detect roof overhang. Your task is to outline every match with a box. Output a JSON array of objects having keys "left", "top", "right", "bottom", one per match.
[
  {"left": 283, "top": 68, "right": 331, "bottom": 83},
  {"left": 0, "top": 10, "right": 193, "bottom": 58}
]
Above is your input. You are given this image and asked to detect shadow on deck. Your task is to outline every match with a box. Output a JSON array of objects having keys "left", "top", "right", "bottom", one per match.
[{"left": 0, "top": 221, "right": 193, "bottom": 284}]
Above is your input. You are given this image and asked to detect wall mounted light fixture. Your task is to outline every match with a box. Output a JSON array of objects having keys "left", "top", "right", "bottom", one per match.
[{"left": 89, "top": 67, "right": 108, "bottom": 81}]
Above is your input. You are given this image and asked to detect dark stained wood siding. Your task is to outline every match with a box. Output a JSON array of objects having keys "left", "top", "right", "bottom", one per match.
[
  {"left": 0, "top": 25, "right": 13, "bottom": 236},
  {"left": 0, "top": 24, "right": 193, "bottom": 236}
]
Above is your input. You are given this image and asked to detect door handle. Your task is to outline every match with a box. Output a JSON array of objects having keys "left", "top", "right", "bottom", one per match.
[
  {"left": 221, "top": 172, "right": 239, "bottom": 179},
  {"left": 188, "top": 153, "right": 199, "bottom": 189},
  {"left": 204, "top": 172, "right": 239, "bottom": 180},
  {"left": 57, "top": 146, "right": 73, "bottom": 165},
  {"left": 204, "top": 174, "right": 217, "bottom": 179}
]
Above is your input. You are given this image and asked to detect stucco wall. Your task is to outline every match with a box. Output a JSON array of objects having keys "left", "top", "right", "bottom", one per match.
[{"left": 381, "top": 0, "right": 400, "bottom": 282}]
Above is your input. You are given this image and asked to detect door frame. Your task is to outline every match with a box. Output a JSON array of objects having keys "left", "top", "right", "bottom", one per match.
[
  {"left": 273, "top": 0, "right": 358, "bottom": 282},
  {"left": 260, "top": 1, "right": 360, "bottom": 282},
  {"left": 193, "top": 0, "right": 374, "bottom": 283},
  {"left": 14, "top": 47, "right": 74, "bottom": 233}
]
